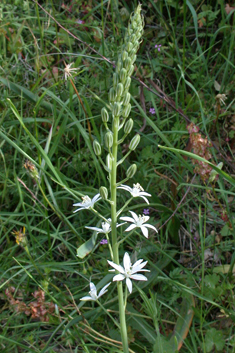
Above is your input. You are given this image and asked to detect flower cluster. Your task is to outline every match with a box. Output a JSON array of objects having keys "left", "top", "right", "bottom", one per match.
[{"left": 187, "top": 123, "right": 213, "bottom": 181}]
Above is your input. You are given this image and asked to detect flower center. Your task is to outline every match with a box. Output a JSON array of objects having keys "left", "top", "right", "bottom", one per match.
[{"left": 82, "top": 196, "right": 91, "bottom": 205}]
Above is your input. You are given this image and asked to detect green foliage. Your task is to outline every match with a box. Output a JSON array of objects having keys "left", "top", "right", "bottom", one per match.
[{"left": 204, "top": 328, "right": 225, "bottom": 352}]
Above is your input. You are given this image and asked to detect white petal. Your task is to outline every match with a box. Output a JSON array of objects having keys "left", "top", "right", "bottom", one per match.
[
  {"left": 139, "top": 196, "right": 149, "bottom": 204},
  {"left": 144, "top": 224, "right": 158, "bottom": 232},
  {"left": 140, "top": 191, "right": 152, "bottom": 197},
  {"left": 132, "top": 261, "right": 149, "bottom": 273},
  {"left": 124, "top": 224, "right": 137, "bottom": 232},
  {"left": 73, "top": 207, "right": 84, "bottom": 213},
  {"left": 107, "top": 260, "right": 125, "bottom": 274},
  {"left": 141, "top": 226, "right": 149, "bottom": 238},
  {"left": 92, "top": 193, "right": 101, "bottom": 203},
  {"left": 73, "top": 202, "right": 83, "bottom": 207},
  {"left": 117, "top": 185, "right": 132, "bottom": 192},
  {"left": 80, "top": 296, "right": 94, "bottom": 301},
  {"left": 85, "top": 226, "right": 102, "bottom": 233},
  {"left": 123, "top": 252, "right": 131, "bottom": 270},
  {"left": 130, "top": 274, "right": 148, "bottom": 281},
  {"left": 90, "top": 282, "right": 96, "bottom": 292},
  {"left": 120, "top": 216, "right": 135, "bottom": 223},
  {"left": 126, "top": 278, "right": 132, "bottom": 293},
  {"left": 113, "top": 274, "right": 125, "bottom": 281},
  {"left": 129, "top": 211, "right": 139, "bottom": 222},
  {"left": 98, "top": 282, "right": 111, "bottom": 298}
]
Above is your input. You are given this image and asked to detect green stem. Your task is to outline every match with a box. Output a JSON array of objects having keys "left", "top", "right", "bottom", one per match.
[{"left": 110, "top": 117, "right": 129, "bottom": 353}]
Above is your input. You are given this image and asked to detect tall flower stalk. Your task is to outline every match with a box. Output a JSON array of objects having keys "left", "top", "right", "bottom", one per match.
[{"left": 73, "top": 6, "right": 156, "bottom": 352}]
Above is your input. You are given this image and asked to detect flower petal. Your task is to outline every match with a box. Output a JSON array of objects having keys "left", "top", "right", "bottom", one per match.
[
  {"left": 107, "top": 260, "right": 125, "bottom": 274},
  {"left": 129, "top": 211, "right": 139, "bottom": 222},
  {"left": 123, "top": 252, "right": 131, "bottom": 270},
  {"left": 92, "top": 193, "right": 101, "bottom": 203},
  {"left": 140, "top": 226, "right": 149, "bottom": 238},
  {"left": 126, "top": 278, "right": 133, "bottom": 293},
  {"left": 113, "top": 274, "right": 125, "bottom": 281},
  {"left": 73, "top": 207, "right": 84, "bottom": 213},
  {"left": 117, "top": 185, "right": 132, "bottom": 192},
  {"left": 119, "top": 216, "right": 135, "bottom": 223},
  {"left": 80, "top": 296, "right": 94, "bottom": 301},
  {"left": 144, "top": 224, "right": 158, "bottom": 232},
  {"left": 130, "top": 274, "right": 148, "bottom": 281},
  {"left": 124, "top": 224, "right": 137, "bottom": 232},
  {"left": 139, "top": 195, "right": 150, "bottom": 204},
  {"left": 98, "top": 282, "right": 111, "bottom": 298},
  {"left": 85, "top": 226, "right": 102, "bottom": 233}
]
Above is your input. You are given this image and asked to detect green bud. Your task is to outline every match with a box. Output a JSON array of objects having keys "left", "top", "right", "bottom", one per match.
[
  {"left": 128, "top": 27, "right": 133, "bottom": 36},
  {"left": 106, "top": 153, "right": 112, "bottom": 170},
  {"left": 124, "top": 118, "right": 133, "bottom": 134},
  {"left": 109, "top": 87, "right": 116, "bottom": 103},
  {"left": 113, "top": 73, "right": 118, "bottom": 88},
  {"left": 119, "top": 68, "right": 127, "bottom": 84},
  {"left": 123, "top": 92, "right": 131, "bottom": 106},
  {"left": 126, "top": 164, "right": 137, "bottom": 178},
  {"left": 122, "top": 103, "right": 131, "bottom": 118},
  {"left": 127, "top": 42, "right": 133, "bottom": 52},
  {"left": 130, "top": 34, "right": 136, "bottom": 43},
  {"left": 101, "top": 107, "right": 109, "bottom": 122},
  {"left": 105, "top": 131, "right": 113, "bottom": 148},
  {"left": 122, "top": 50, "right": 128, "bottom": 61},
  {"left": 112, "top": 102, "right": 121, "bottom": 117},
  {"left": 124, "top": 77, "right": 131, "bottom": 91},
  {"left": 129, "top": 134, "right": 140, "bottom": 151},
  {"left": 116, "top": 83, "right": 124, "bottom": 98},
  {"left": 130, "top": 54, "right": 137, "bottom": 64},
  {"left": 93, "top": 140, "right": 101, "bottom": 156},
  {"left": 127, "top": 64, "right": 135, "bottom": 76},
  {"left": 99, "top": 186, "right": 108, "bottom": 200},
  {"left": 116, "top": 59, "right": 123, "bottom": 73},
  {"left": 123, "top": 57, "right": 132, "bottom": 70}
]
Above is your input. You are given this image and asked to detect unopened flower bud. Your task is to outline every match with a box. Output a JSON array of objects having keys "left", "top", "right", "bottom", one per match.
[
  {"left": 126, "top": 164, "right": 137, "bottom": 178},
  {"left": 127, "top": 42, "right": 133, "bottom": 52},
  {"left": 127, "top": 64, "right": 135, "bottom": 76},
  {"left": 123, "top": 58, "right": 132, "bottom": 71},
  {"left": 101, "top": 107, "right": 109, "bottom": 122},
  {"left": 116, "top": 59, "right": 123, "bottom": 73},
  {"left": 99, "top": 186, "right": 108, "bottom": 200},
  {"left": 128, "top": 27, "right": 133, "bottom": 36},
  {"left": 113, "top": 73, "right": 118, "bottom": 88},
  {"left": 130, "top": 34, "right": 136, "bottom": 43},
  {"left": 105, "top": 131, "right": 113, "bottom": 148},
  {"left": 109, "top": 87, "right": 116, "bottom": 103},
  {"left": 116, "top": 83, "right": 124, "bottom": 98},
  {"left": 124, "top": 118, "right": 133, "bottom": 134},
  {"left": 129, "top": 134, "right": 140, "bottom": 151},
  {"left": 124, "top": 77, "right": 131, "bottom": 91},
  {"left": 130, "top": 54, "right": 137, "bottom": 64},
  {"left": 119, "top": 68, "right": 127, "bottom": 84},
  {"left": 93, "top": 140, "right": 101, "bottom": 156},
  {"left": 122, "top": 50, "right": 128, "bottom": 61},
  {"left": 112, "top": 102, "right": 121, "bottom": 117},
  {"left": 106, "top": 153, "right": 112, "bottom": 170},
  {"left": 122, "top": 103, "right": 131, "bottom": 118},
  {"left": 123, "top": 92, "right": 131, "bottom": 106}
]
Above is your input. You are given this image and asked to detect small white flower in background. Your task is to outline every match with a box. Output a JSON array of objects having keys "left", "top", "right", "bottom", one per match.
[
  {"left": 86, "top": 218, "right": 126, "bottom": 234},
  {"left": 80, "top": 282, "right": 111, "bottom": 301},
  {"left": 118, "top": 183, "right": 151, "bottom": 204},
  {"left": 108, "top": 252, "right": 150, "bottom": 293},
  {"left": 64, "top": 62, "right": 79, "bottom": 81},
  {"left": 73, "top": 194, "right": 101, "bottom": 213},
  {"left": 120, "top": 210, "right": 157, "bottom": 238}
]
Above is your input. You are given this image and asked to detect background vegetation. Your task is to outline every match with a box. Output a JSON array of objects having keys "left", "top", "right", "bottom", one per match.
[{"left": 0, "top": 0, "right": 235, "bottom": 352}]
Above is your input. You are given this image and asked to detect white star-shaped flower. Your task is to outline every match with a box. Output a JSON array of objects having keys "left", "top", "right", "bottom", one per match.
[
  {"left": 120, "top": 210, "right": 157, "bottom": 238},
  {"left": 64, "top": 62, "right": 79, "bottom": 81},
  {"left": 80, "top": 282, "right": 111, "bottom": 301},
  {"left": 73, "top": 194, "right": 101, "bottom": 213},
  {"left": 107, "top": 252, "right": 150, "bottom": 293},
  {"left": 85, "top": 218, "right": 126, "bottom": 234},
  {"left": 117, "top": 183, "right": 151, "bottom": 204}
]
